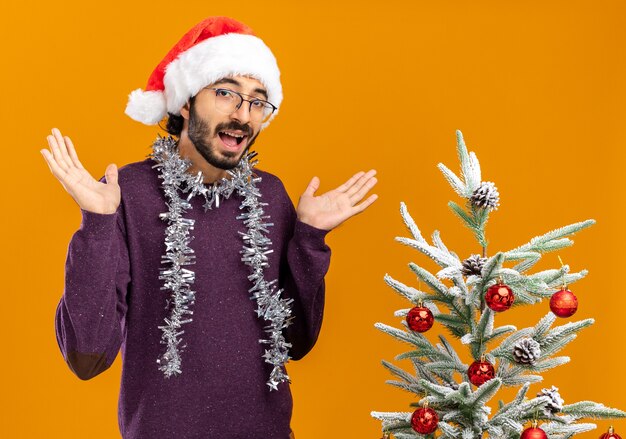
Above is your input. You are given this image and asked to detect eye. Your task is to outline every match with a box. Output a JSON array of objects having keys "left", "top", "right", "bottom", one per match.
[
  {"left": 216, "top": 89, "right": 233, "bottom": 98},
  {"left": 250, "top": 100, "right": 265, "bottom": 108}
]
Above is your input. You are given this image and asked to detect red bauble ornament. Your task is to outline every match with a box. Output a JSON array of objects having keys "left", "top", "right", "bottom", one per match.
[
  {"left": 520, "top": 426, "right": 548, "bottom": 439},
  {"left": 550, "top": 288, "right": 578, "bottom": 318},
  {"left": 407, "top": 306, "right": 434, "bottom": 333},
  {"left": 467, "top": 359, "right": 495, "bottom": 386},
  {"left": 410, "top": 407, "right": 439, "bottom": 434},
  {"left": 600, "top": 426, "right": 622, "bottom": 439},
  {"left": 485, "top": 281, "right": 515, "bottom": 312}
]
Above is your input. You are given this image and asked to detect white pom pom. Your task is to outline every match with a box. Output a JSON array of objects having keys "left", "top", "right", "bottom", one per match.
[{"left": 125, "top": 89, "right": 167, "bottom": 125}]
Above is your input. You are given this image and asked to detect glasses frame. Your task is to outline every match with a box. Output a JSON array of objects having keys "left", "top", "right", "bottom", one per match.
[{"left": 206, "top": 87, "right": 277, "bottom": 123}]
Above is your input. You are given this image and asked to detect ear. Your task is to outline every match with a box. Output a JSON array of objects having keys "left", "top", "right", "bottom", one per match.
[{"left": 180, "top": 100, "right": 191, "bottom": 120}]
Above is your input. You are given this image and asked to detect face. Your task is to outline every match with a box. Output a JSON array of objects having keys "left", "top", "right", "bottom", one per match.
[{"left": 182, "top": 75, "right": 267, "bottom": 170}]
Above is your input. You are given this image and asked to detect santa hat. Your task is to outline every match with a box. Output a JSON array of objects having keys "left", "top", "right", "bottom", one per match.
[{"left": 125, "top": 16, "right": 282, "bottom": 128}]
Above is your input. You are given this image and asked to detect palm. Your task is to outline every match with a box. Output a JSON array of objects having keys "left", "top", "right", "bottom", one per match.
[
  {"left": 64, "top": 167, "right": 121, "bottom": 214},
  {"left": 41, "top": 128, "right": 121, "bottom": 214},
  {"left": 297, "top": 170, "right": 378, "bottom": 231}
]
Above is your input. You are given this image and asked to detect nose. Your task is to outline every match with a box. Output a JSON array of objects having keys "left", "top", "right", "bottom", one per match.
[{"left": 230, "top": 100, "right": 252, "bottom": 124}]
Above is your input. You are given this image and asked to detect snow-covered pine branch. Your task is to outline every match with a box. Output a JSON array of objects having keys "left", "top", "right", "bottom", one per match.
[
  {"left": 540, "top": 422, "right": 597, "bottom": 439},
  {"left": 561, "top": 401, "right": 626, "bottom": 420},
  {"left": 536, "top": 316, "right": 594, "bottom": 348},
  {"left": 510, "top": 220, "right": 595, "bottom": 255},
  {"left": 374, "top": 323, "right": 441, "bottom": 357},
  {"left": 384, "top": 274, "right": 430, "bottom": 304},
  {"left": 396, "top": 236, "right": 460, "bottom": 270},
  {"left": 399, "top": 201, "right": 427, "bottom": 244},
  {"left": 408, "top": 263, "right": 452, "bottom": 300}
]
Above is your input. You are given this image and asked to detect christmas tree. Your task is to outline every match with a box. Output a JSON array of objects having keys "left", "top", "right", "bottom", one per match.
[{"left": 371, "top": 131, "right": 625, "bottom": 439}]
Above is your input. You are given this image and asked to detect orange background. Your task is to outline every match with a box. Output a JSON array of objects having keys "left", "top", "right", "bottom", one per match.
[{"left": 2, "top": 0, "right": 625, "bottom": 437}]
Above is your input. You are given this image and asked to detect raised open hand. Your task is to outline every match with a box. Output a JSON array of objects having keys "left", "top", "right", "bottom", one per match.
[
  {"left": 40, "top": 128, "right": 121, "bottom": 214},
  {"left": 296, "top": 170, "right": 378, "bottom": 231}
]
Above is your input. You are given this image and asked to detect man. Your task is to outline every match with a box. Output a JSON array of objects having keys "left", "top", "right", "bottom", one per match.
[{"left": 41, "top": 16, "right": 377, "bottom": 438}]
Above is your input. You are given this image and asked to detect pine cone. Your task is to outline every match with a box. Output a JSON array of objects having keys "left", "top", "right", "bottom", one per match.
[
  {"left": 537, "top": 385, "right": 564, "bottom": 416},
  {"left": 512, "top": 338, "right": 541, "bottom": 365},
  {"left": 470, "top": 181, "right": 500, "bottom": 211},
  {"left": 461, "top": 254, "right": 487, "bottom": 276}
]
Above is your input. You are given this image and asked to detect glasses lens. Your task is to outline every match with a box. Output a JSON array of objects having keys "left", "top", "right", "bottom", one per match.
[
  {"left": 249, "top": 101, "right": 275, "bottom": 123},
  {"left": 213, "top": 88, "right": 275, "bottom": 122},
  {"left": 214, "top": 89, "right": 240, "bottom": 114}
]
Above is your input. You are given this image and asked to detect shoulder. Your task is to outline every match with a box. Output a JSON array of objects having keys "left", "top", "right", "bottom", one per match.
[
  {"left": 116, "top": 158, "right": 158, "bottom": 186},
  {"left": 254, "top": 167, "right": 282, "bottom": 187},
  {"left": 96, "top": 158, "right": 162, "bottom": 211},
  {"left": 254, "top": 168, "right": 295, "bottom": 216},
  {"left": 111, "top": 158, "right": 162, "bottom": 199},
  {"left": 254, "top": 168, "right": 289, "bottom": 201}
]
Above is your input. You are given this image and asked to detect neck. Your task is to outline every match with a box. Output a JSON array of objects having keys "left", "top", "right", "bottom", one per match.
[{"left": 177, "top": 132, "right": 229, "bottom": 184}]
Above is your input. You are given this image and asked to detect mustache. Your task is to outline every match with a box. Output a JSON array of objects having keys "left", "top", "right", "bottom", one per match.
[{"left": 215, "top": 121, "right": 253, "bottom": 137}]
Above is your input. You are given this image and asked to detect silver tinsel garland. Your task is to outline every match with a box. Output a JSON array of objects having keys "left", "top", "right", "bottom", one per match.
[{"left": 150, "top": 135, "right": 292, "bottom": 390}]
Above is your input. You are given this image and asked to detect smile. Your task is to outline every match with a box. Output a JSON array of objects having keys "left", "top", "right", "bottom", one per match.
[{"left": 218, "top": 130, "right": 248, "bottom": 150}]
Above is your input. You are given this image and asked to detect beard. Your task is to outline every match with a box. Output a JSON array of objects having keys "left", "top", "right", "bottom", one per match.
[{"left": 187, "top": 100, "right": 259, "bottom": 170}]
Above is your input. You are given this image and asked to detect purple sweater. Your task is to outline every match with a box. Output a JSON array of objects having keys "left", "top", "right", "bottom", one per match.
[{"left": 54, "top": 158, "right": 331, "bottom": 438}]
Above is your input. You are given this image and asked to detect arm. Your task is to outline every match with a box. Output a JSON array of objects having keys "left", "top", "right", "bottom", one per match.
[
  {"left": 281, "top": 199, "right": 332, "bottom": 360},
  {"left": 54, "top": 204, "right": 131, "bottom": 380},
  {"left": 280, "top": 169, "right": 378, "bottom": 359},
  {"left": 40, "top": 127, "right": 127, "bottom": 380}
]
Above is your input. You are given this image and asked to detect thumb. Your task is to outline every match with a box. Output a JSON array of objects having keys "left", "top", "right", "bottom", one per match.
[
  {"left": 303, "top": 176, "right": 320, "bottom": 197},
  {"left": 104, "top": 163, "right": 118, "bottom": 185}
]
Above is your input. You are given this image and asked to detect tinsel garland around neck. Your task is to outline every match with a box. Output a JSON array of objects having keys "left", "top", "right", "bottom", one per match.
[{"left": 149, "top": 135, "right": 293, "bottom": 391}]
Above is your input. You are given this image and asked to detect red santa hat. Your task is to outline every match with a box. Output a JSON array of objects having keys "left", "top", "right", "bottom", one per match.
[{"left": 125, "top": 16, "right": 283, "bottom": 128}]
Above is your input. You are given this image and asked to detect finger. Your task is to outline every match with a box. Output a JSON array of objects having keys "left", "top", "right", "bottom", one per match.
[
  {"left": 352, "top": 193, "right": 379, "bottom": 214},
  {"left": 40, "top": 149, "right": 69, "bottom": 190},
  {"left": 51, "top": 127, "right": 75, "bottom": 170},
  {"left": 47, "top": 135, "right": 67, "bottom": 172},
  {"left": 349, "top": 176, "right": 378, "bottom": 204},
  {"left": 335, "top": 171, "right": 364, "bottom": 193},
  {"left": 303, "top": 176, "right": 320, "bottom": 197},
  {"left": 104, "top": 163, "right": 118, "bottom": 185},
  {"left": 64, "top": 135, "right": 85, "bottom": 170},
  {"left": 40, "top": 148, "right": 57, "bottom": 174},
  {"left": 48, "top": 133, "right": 70, "bottom": 172},
  {"left": 346, "top": 169, "right": 377, "bottom": 198}
]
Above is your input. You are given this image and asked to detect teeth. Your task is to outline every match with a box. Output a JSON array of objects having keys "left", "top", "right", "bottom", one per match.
[{"left": 222, "top": 131, "right": 245, "bottom": 138}]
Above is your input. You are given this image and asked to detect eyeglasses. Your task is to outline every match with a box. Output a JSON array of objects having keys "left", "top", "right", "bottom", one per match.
[{"left": 206, "top": 87, "right": 277, "bottom": 123}]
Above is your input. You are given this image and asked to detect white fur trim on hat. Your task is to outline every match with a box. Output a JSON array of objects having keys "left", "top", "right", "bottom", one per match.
[
  {"left": 125, "top": 89, "right": 168, "bottom": 125},
  {"left": 164, "top": 33, "right": 282, "bottom": 127}
]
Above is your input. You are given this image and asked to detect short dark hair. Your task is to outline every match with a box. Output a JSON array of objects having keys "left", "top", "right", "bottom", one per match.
[{"left": 161, "top": 95, "right": 196, "bottom": 137}]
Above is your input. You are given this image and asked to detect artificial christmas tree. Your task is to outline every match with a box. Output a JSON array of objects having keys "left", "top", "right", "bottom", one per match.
[{"left": 371, "top": 131, "right": 625, "bottom": 438}]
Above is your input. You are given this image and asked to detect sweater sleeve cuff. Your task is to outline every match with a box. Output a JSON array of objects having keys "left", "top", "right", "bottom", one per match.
[
  {"left": 293, "top": 219, "right": 330, "bottom": 250},
  {"left": 79, "top": 209, "right": 118, "bottom": 240}
]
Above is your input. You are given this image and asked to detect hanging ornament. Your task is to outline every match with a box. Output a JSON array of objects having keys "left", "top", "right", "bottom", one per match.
[
  {"left": 600, "top": 426, "right": 622, "bottom": 439},
  {"left": 550, "top": 287, "right": 578, "bottom": 318},
  {"left": 380, "top": 433, "right": 391, "bottom": 439},
  {"left": 485, "top": 278, "right": 515, "bottom": 312},
  {"left": 521, "top": 421, "right": 548, "bottom": 439},
  {"left": 406, "top": 301, "right": 434, "bottom": 333},
  {"left": 410, "top": 402, "right": 439, "bottom": 435},
  {"left": 551, "top": 256, "right": 578, "bottom": 318},
  {"left": 467, "top": 357, "right": 496, "bottom": 386}
]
